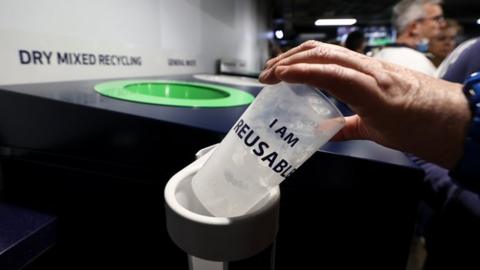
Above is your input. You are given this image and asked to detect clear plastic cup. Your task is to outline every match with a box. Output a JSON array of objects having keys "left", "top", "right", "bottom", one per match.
[{"left": 191, "top": 82, "right": 345, "bottom": 217}]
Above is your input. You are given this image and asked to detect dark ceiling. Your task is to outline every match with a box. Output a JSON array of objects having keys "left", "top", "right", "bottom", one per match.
[{"left": 272, "top": 0, "right": 480, "bottom": 39}]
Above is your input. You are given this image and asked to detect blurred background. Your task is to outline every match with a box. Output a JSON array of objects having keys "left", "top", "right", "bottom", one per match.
[{"left": 270, "top": 0, "right": 479, "bottom": 53}]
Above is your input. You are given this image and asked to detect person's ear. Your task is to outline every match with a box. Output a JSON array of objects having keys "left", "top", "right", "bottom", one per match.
[{"left": 410, "top": 21, "right": 422, "bottom": 36}]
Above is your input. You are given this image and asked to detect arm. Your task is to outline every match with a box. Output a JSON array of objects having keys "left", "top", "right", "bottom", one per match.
[{"left": 259, "top": 40, "right": 471, "bottom": 169}]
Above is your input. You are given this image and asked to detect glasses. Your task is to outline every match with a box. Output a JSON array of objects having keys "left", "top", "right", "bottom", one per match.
[{"left": 418, "top": 15, "right": 445, "bottom": 23}]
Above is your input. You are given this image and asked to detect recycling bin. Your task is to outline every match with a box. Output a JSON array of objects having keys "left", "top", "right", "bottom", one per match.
[
  {"left": 94, "top": 80, "right": 254, "bottom": 108},
  {"left": 165, "top": 146, "right": 280, "bottom": 269}
]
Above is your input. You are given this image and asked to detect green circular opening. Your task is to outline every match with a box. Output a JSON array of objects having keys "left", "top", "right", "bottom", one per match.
[
  {"left": 94, "top": 80, "right": 255, "bottom": 108},
  {"left": 124, "top": 83, "right": 230, "bottom": 100}
]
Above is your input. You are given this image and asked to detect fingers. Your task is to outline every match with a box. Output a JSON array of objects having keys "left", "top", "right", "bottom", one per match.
[
  {"left": 331, "top": 115, "right": 367, "bottom": 141},
  {"left": 265, "top": 40, "right": 321, "bottom": 69},
  {"left": 273, "top": 63, "right": 382, "bottom": 113},
  {"left": 264, "top": 40, "right": 355, "bottom": 69},
  {"left": 260, "top": 41, "right": 393, "bottom": 88}
]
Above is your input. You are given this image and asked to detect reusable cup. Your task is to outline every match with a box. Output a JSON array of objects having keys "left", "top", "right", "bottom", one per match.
[{"left": 191, "top": 82, "right": 345, "bottom": 217}]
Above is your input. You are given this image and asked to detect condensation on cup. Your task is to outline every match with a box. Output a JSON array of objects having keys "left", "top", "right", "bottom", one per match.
[{"left": 191, "top": 82, "right": 345, "bottom": 217}]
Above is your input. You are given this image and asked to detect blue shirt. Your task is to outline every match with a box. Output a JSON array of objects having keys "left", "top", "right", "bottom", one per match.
[
  {"left": 443, "top": 38, "right": 480, "bottom": 83},
  {"left": 417, "top": 37, "right": 480, "bottom": 269}
]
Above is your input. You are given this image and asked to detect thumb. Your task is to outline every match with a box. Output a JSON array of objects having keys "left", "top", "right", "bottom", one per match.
[{"left": 331, "top": 115, "right": 367, "bottom": 141}]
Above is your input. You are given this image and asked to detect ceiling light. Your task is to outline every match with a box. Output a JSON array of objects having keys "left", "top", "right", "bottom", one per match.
[
  {"left": 314, "top": 18, "right": 357, "bottom": 26},
  {"left": 275, "top": 30, "right": 284, "bottom": 39}
]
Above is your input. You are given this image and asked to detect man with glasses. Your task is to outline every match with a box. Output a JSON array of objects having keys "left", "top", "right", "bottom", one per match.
[{"left": 373, "top": 0, "right": 445, "bottom": 76}]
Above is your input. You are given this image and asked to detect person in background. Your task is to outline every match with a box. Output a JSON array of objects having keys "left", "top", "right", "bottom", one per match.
[
  {"left": 260, "top": 40, "right": 480, "bottom": 269},
  {"left": 428, "top": 19, "right": 462, "bottom": 67},
  {"left": 344, "top": 30, "right": 366, "bottom": 54},
  {"left": 373, "top": 0, "right": 445, "bottom": 75}
]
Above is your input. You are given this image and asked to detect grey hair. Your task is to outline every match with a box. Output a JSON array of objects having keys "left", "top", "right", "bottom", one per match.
[{"left": 392, "top": 0, "right": 443, "bottom": 33}]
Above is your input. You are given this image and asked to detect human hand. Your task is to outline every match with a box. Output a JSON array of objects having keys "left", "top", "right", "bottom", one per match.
[{"left": 259, "top": 40, "right": 470, "bottom": 169}]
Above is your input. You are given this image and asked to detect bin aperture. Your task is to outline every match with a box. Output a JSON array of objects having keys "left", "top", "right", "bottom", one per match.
[{"left": 94, "top": 80, "right": 255, "bottom": 108}]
